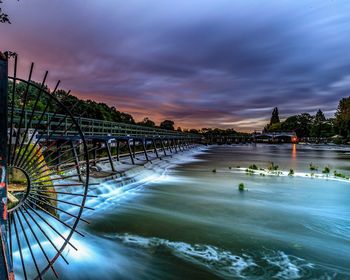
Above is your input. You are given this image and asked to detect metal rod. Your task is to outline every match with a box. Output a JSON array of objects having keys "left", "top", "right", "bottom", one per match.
[
  {"left": 24, "top": 202, "right": 78, "bottom": 251},
  {"left": 22, "top": 206, "right": 69, "bottom": 265}
]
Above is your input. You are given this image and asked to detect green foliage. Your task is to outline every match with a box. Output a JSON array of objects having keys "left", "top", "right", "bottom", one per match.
[
  {"left": 335, "top": 96, "right": 350, "bottom": 139},
  {"left": 8, "top": 80, "right": 141, "bottom": 125},
  {"left": 268, "top": 162, "right": 279, "bottom": 171},
  {"left": 322, "top": 166, "right": 330, "bottom": 174},
  {"left": 309, "top": 163, "right": 318, "bottom": 171},
  {"left": 334, "top": 171, "right": 349, "bottom": 179},
  {"left": 265, "top": 109, "right": 335, "bottom": 138},
  {"left": 248, "top": 164, "right": 258, "bottom": 170},
  {"left": 270, "top": 107, "right": 280, "bottom": 125},
  {"left": 238, "top": 182, "right": 245, "bottom": 191},
  {"left": 212, "top": 168, "right": 216, "bottom": 173},
  {"left": 288, "top": 169, "right": 294, "bottom": 176},
  {"left": 245, "top": 169, "right": 254, "bottom": 175}
]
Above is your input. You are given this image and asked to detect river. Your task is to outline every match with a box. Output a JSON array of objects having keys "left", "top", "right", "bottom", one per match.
[{"left": 14, "top": 144, "right": 350, "bottom": 279}]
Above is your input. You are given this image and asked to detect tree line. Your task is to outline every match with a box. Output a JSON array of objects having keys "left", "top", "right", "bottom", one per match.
[
  {"left": 8, "top": 80, "right": 177, "bottom": 130},
  {"left": 264, "top": 96, "right": 350, "bottom": 141}
]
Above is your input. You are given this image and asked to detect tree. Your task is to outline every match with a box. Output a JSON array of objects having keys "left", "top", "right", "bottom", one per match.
[
  {"left": 270, "top": 107, "right": 280, "bottom": 125},
  {"left": 315, "top": 109, "right": 326, "bottom": 123},
  {"left": 0, "top": 1, "right": 11, "bottom": 24},
  {"left": 294, "top": 113, "right": 314, "bottom": 138},
  {"left": 311, "top": 109, "right": 328, "bottom": 138},
  {"left": 160, "top": 120, "right": 175, "bottom": 130},
  {"left": 335, "top": 96, "right": 350, "bottom": 139},
  {"left": 138, "top": 117, "right": 155, "bottom": 127}
]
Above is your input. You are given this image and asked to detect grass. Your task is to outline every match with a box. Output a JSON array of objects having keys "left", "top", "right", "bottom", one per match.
[{"left": 238, "top": 182, "right": 245, "bottom": 191}]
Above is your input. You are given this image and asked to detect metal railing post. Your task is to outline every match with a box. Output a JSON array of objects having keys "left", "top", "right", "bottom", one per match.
[{"left": 0, "top": 52, "right": 13, "bottom": 280}]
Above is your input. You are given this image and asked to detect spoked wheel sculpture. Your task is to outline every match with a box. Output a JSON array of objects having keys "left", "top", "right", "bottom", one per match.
[{"left": 5, "top": 53, "right": 91, "bottom": 279}]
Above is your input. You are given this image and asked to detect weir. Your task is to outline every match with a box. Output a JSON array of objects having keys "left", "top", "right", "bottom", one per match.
[{"left": 0, "top": 52, "right": 201, "bottom": 279}]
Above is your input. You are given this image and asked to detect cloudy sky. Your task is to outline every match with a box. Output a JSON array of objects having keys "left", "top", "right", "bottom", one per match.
[{"left": 1, "top": 0, "right": 350, "bottom": 131}]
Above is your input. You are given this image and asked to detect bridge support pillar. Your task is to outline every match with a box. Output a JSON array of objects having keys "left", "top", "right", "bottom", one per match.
[
  {"left": 70, "top": 141, "right": 83, "bottom": 182},
  {"left": 160, "top": 139, "right": 167, "bottom": 156},
  {"left": 132, "top": 139, "right": 136, "bottom": 159},
  {"left": 116, "top": 140, "right": 120, "bottom": 161},
  {"left": 152, "top": 139, "right": 159, "bottom": 159},
  {"left": 104, "top": 140, "right": 115, "bottom": 172},
  {"left": 126, "top": 140, "right": 134, "bottom": 165},
  {"left": 141, "top": 140, "right": 149, "bottom": 162}
]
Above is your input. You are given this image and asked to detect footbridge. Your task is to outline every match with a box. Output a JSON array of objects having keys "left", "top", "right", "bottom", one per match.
[{"left": 0, "top": 52, "right": 201, "bottom": 279}]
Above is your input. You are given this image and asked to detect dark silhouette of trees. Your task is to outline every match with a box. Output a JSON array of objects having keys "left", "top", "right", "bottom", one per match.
[
  {"left": 270, "top": 107, "right": 280, "bottom": 125},
  {"left": 0, "top": 1, "right": 12, "bottom": 24},
  {"left": 335, "top": 96, "right": 350, "bottom": 139},
  {"left": 137, "top": 117, "right": 155, "bottom": 127},
  {"left": 8, "top": 80, "right": 136, "bottom": 124},
  {"left": 310, "top": 109, "right": 333, "bottom": 138},
  {"left": 160, "top": 120, "right": 175, "bottom": 130},
  {"left": 265, "top": 108, "right": 336, "bottom": 138}
]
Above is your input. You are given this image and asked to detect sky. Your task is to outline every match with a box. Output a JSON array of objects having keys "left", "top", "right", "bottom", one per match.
[{"left": 1, "top": 0, "right": 350, "bottom": 131}]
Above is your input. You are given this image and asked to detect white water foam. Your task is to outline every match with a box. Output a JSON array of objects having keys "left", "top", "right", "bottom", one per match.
[
  {"left": 107, "top": 233, "right": 316, "bottom": 280},
  {"left": 108, "top": 233, "right": 256, "bottom": 279}
]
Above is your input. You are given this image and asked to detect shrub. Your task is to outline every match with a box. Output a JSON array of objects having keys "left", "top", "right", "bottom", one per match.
[
  {"left": 334, "top": 171, "right": 349, "bottom": 179},
  {"left": 288, "top": 169, "right": 294, "bottom": 176},
  {"left": 238, "top": 183, "right": 245, "bottom": 191},
  {"left": 268, "top": 162, "right": 279, "bottom": 171},
  {"left": 248, "top": 164, "right": 258, "bottom": 170},
  {"left": 322, "top": 166, "right": 330, "bottom": 174},
  {"left": 309, "top": 163, "right": 318, "bottom": 171}
]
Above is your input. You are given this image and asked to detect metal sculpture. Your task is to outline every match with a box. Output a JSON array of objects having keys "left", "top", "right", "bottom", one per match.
[{"left": 0, "top": 52, "right": 91, "bottom": 279}]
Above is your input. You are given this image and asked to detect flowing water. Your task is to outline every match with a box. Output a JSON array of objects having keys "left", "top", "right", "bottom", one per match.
[{"left": 16, "top": 144, "right": 350, "bottom": 279}]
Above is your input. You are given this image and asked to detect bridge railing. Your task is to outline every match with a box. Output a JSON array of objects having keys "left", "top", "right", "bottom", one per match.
[{"left": 11, "top": 108, "right": 200, "bottom": 139}]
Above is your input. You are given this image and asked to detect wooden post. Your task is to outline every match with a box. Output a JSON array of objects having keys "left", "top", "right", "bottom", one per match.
[{"left": 0, "top": 52, "right": 13, "bottom": 280}]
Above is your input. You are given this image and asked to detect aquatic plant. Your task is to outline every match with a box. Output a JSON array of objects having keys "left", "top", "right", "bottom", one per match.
[
  {"left": 309, "top": 163, "right": 318, "bottom": 171},
  {"left": 268, "top": 162, "right": 279, "bottom": 171},
  {"left": 238, "top": 182, "right": 245, "bottom": 191},
  {"left": 288, "top": 169, "right": 294, "bottom": 176},
  {"left": 245, "top": 169, "right": 254, "bottom": 175},
  {"left": 334, "top": 171, "right": 349, "bottom": 179},
  {"left": 248, "top": 164, "right": 258, "bottom": 170},
  {"left": 322, "top": 166, "right": 330, "bottom": 174}
]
